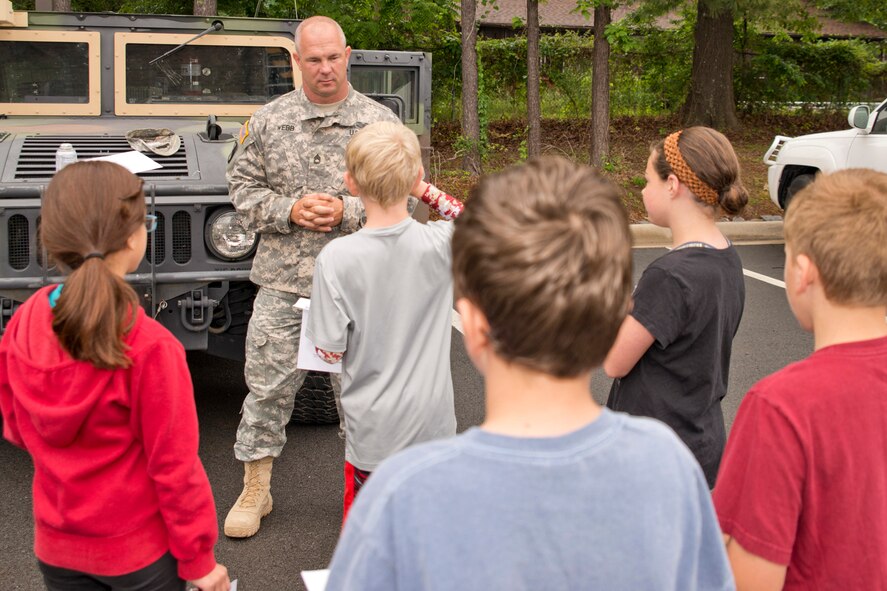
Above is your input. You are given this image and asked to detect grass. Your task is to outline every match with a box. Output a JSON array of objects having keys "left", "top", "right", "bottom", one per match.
[{"left": 426, "top": 111, "right": 849, "bottom": 222}]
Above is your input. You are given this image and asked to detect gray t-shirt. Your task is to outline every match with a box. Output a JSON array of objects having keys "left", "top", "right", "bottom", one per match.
[
  {"left": 326, "top": 409, "right": 735, "bottom": 591},
  {"left": 307, "top": 217, "right": 457, "bottom": 470}
]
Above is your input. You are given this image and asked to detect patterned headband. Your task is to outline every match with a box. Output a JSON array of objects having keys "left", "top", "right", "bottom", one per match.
[{"left": 663, "top": 131, "right": 719, "bottom": 206}]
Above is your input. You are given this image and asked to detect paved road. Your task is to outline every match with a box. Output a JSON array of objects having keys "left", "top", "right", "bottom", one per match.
[{"left": 0, "top": 244, "right": 812, "bottom": 590}]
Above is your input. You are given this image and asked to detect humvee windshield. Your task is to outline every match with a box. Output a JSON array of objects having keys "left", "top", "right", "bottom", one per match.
[
  {"left": 0, "top": 39, "right": 89, "bottom": 103},
  {"left": 125, "top": 44, "right": 294, "bottom": 104}
]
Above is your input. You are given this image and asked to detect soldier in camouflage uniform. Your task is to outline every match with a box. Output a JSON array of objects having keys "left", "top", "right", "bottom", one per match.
[{"left": 224, "top": 15, "right": 400, "bottom": 539}]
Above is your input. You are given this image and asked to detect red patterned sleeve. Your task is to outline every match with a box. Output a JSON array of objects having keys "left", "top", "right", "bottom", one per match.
[
  {"left": 315, "top": 347, "right": 344, "bottom": 364},
  {"left": 420, "top": 183, "right": 464, "bottom": 221}
]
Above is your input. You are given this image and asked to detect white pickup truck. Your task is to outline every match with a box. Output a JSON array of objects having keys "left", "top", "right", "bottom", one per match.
[{"left": 764, "top": 97, "right": 887, "bottom": 209}]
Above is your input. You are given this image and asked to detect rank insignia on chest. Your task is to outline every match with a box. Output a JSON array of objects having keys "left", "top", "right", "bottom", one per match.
[{"left": 313, "top": 154, "right": 321, "bottom": 164}]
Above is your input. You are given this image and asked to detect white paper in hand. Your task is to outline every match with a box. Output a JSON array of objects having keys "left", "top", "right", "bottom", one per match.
[
  {"left": 295, "top": 298, "right": 342, "bottom": 373},
  {"left": 301, "top": 570, "right": 330, "bottom": 591},
  {"left": 90, "top": 151, "right": 162, "bottom": 174}
]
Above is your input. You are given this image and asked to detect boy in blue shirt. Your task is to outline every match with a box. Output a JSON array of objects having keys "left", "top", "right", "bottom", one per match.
[{"left": 325, "top": 156, "right": 734, "bottom": 591}]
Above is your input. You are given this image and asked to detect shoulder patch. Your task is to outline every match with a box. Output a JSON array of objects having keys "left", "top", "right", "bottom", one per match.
[{"left": 238, "top": 121, "right": 250, "bottom": 144}]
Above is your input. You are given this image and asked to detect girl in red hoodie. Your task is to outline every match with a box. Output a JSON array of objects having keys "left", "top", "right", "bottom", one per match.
[{"left": 0, "top": 161, "right": 229, "bottom": 591}]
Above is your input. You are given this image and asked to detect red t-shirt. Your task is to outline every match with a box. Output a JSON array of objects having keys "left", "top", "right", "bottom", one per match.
[{"left": 713, "top": 336, "right": 887, "bottom": 589}]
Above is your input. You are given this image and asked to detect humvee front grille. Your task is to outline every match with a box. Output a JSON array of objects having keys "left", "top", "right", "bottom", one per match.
[
  {"left": 8, "top": 214, "right": 29, "bottom": 270},
  {"left": 172, "top": 211, "right": 191, "bottom": 264},
  {"left": 15, "top": 136, "right": 189, "bottom": 181},
  {"left": 6, "top": 208, "right": 194, "bottom": 274},
  {"left": 146, "top": 212, "right": 166, "bottom": 264}
]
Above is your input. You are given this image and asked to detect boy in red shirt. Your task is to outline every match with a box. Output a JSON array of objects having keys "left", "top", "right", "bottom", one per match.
[{"left": 713, "top": 168, "right": 887, "bottom": 590}]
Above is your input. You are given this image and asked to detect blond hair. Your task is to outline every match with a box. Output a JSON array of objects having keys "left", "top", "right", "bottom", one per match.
[
  {"left": 346, "top": 121, "right": 421, "bottom": 208},
  {"left": 784, "top": 169, "right": 887, "bottom": 307},
  {"left": 452, "top": 156, "right": 633, "bottom": 377}
]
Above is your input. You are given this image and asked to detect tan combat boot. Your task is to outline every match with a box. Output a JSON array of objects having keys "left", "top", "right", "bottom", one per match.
[{"left": 224, "top": 457, "right": 273, "bottom": 538}]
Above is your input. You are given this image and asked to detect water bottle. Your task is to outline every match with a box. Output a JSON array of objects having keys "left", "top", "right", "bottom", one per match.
[{"left": 55, "top": 143, "right": 77, "bottom": 172}]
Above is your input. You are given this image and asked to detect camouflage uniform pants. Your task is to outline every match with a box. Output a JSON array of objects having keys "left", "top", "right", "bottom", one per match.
[{"left": 234, "top": 287, "right": 342, "bottom": 462}]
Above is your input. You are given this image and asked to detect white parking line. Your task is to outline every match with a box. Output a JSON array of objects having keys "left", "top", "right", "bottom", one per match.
[
  {"left": 743, "top": 269, "right": 786, "bottom": 289},
  {"left": 452, "top": 309, "right": 464, "bottom": 335},
  {"left": 452, "top": 269, "right": 786, "bottom": 337}
]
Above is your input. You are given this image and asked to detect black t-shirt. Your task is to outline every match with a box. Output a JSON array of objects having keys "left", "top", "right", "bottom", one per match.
[{"left": 606, "top": 245, "right": 745, "bottom": 487}]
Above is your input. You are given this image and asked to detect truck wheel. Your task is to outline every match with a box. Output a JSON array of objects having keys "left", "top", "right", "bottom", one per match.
[
  {"left": 291, "top": 371, "right": 340, "bottom": 424},
  {"left": 784, "top": 173, "right": 814, "bottom": 210}
]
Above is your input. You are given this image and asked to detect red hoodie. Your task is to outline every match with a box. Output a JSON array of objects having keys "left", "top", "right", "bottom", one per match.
[{"left": 0, "top": 285, "right": 218, "bottom": 580}]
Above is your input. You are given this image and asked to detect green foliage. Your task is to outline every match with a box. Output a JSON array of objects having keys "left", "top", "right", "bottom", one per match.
[
  {"left": 736, "top": 35, "right": 887, "bottom": 108},
  {"left": 436, "top": 15, "right": 886, "bottom": 123},
  {"left": 295, "top": 0, "right": 457, "bottom": 52}
]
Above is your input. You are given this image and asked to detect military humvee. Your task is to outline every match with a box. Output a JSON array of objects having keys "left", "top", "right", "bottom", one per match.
[{"left": 0, "top": 4, "right": 432, "bottom": 422}]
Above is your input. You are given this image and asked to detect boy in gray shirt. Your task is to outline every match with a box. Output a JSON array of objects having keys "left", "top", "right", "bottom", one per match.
[
  {"left": 325, "top": 156, "right": 735, "bottom": 590},
  {"left": 307, "top": 121, "right": 464, "bottom": 521}
]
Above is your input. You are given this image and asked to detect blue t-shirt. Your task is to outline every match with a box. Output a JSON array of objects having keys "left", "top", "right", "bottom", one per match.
[{"left": 326, "top": 408, "right": 735, "bottom": 591}]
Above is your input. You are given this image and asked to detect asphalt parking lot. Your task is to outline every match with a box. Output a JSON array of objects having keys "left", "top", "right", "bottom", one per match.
[{"left": 0, "top": 239, "right": 814, "bottom": 590}]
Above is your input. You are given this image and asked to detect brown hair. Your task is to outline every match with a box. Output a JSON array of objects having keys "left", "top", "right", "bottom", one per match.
[
  {"left": 784, "top": 168, "right": 887, "bottom": 307},
  {"left": 652, "top": 126, "right": 748, "bottom": 216},
  {"left": 41, "top": 161, "right": 145, "bottom": 369},
  {"left": 346, "top": 121, "right": 421, "bottom": 207},
  {"left": 452, "top": 156, "right": 633, "bottom": 377}
]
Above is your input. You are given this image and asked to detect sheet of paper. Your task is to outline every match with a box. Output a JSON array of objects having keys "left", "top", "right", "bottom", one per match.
[
  {"left": 295, "top": 298, "right": 342, "bottom": 373},
  {"left": 301, "top": 569, "right": 330, "bottom": 591},
  {"left": 230, "top": 580, "right": 238, "bottom": 591},
  {"left": 90, "top": 150, "right": 162, "bottom": 174}
]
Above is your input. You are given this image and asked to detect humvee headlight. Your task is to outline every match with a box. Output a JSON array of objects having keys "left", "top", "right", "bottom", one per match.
[{"left": 205, "top": 209, "right": 257, "bottom": 261}]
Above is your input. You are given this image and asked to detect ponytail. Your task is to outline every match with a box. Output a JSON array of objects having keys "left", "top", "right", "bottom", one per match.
[
  {"left": 51, "top": 258, "right": 139, "bottom": 369},
  {"left": 41, "top": 161, "right": 145, "bottom": 369}
]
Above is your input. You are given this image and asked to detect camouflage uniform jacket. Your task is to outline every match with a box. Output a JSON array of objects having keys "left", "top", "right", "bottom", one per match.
[{"left": 228, "top": 84, "right": 400, "bottom": 295}]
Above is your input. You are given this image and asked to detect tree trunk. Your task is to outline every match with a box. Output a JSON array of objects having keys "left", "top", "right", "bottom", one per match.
[
  {"left": 589, "top": 4, "right": 611, "bottom": 169},
  {"left": 194, "top": 0, "right": 217, "bottom": 16},
  {"left": 680, "top": 0, "right": 738, "bottom": 129},
  {"left": 526, "top": 0, "right": 541, "bottom": 158},
  {"left": 51, "top": 0, "right": 71, "bottom": 11},
  {"left": 461, "top": 0, "right": 482, "bottom": 174}
]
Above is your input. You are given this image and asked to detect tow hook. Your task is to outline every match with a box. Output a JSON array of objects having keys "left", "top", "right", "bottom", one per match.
[{"left": 178, "top": 290, "right": 218, "bottom": 332}]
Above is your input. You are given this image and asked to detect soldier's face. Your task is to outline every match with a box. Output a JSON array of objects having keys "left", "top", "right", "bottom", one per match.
[{"left": 295, "top": 23, "right": 351, "bottom": 104}]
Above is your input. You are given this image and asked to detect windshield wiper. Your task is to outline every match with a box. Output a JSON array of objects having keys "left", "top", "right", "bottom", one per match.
[{"left": 149, "top": 20, "right": 224, "bottom": 65}]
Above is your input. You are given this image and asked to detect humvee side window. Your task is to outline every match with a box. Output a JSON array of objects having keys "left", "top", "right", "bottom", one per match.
[
  {"left": 350, "top": 66, "right": 419, "bottom": 124},
  {"left": 0, "top": 40, "right": 89, "bottom": 104},
  {"left": 125, "top": 44, "right": 294, "bottom": 105}
]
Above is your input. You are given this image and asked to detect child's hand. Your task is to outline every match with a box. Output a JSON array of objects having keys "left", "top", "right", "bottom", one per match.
[
  {"left": 411, "top": 166, "right": 428, "bottom": 198},
  {"left": 190, "top": 563, "right": 230, "bottom": 591}
]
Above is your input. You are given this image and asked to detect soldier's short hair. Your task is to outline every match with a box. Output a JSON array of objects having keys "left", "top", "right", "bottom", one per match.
[
  {"left": 784, "top": 168, "right": 887, "bottom": 307},
  {"left": 346, "top": 121, "right": 421, "bottom": 208},
  {"left": 452, "top": 156, "right": 633, "bottom": 377},
  {"left": 295, "top": 16, "right": 347, "bottom": 54}
]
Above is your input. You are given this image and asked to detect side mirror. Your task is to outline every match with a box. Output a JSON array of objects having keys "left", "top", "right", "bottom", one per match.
[{"left": 848, "top": 105, "right": 870, "bottom": 130}]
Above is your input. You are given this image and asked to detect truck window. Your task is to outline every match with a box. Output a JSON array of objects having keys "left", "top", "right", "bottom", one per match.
[
  {"left": 0, "top": 40, "right": 89, "bottom": 104},
  {"left": 350, "top": 66, "right": 418, "bottom": 124},
  {"left": 124, "top": 44, "right": 294, "bottom": 105}
]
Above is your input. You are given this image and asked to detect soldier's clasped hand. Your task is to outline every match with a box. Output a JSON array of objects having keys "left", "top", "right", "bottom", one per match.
[{"left": 291, "top": 193, "right": 344, "bottom": 232}]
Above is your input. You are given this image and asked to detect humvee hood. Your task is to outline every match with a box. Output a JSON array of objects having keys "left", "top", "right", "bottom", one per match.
[{"left": 3, "top": 286, "right": 118, "bottom": 447}]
